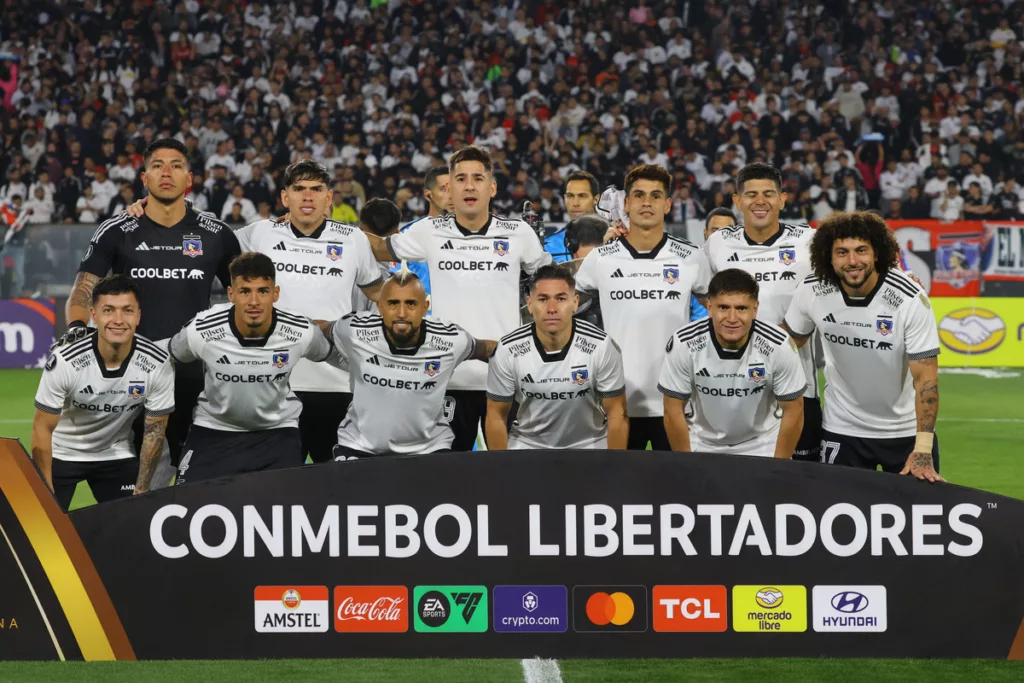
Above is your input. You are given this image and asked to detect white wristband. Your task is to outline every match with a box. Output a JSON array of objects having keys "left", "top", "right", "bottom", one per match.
[{"left": 914, "top": 432, "right": 934, "bottom": 454}]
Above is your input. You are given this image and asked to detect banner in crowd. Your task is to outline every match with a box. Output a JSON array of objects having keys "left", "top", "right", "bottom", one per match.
[
  {"left": 1, "top": 439, "right": 1022, "bottom": 661},
  {"left": 982, "top": 223, "right": 1024, "bottom": 282},
  {"left": 931, "top": 298, "right": 1024, "bottom": 367},
  {"left": 886, "top": 221, "right": 984, "bottom": 297},
  {"left": 0, "top": 298, "right": 55, "bottom": 369}
]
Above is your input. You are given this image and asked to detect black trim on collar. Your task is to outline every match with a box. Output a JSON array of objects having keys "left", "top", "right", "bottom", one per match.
[
  {"left": 618, "top": 232, "right": 668, "bottom": 259},
  {"left": 139, "top": 205, "right": 196, "bottom": 232},
  {"left": 290, "top": 219, "right": 327, "bottom": 240},
  {"left": 708, "top": 319, "right": 753, "bottom": 360},
  {"left": 532, "top": 321, "right": 575, "bottom": 363},
  {"left": 228, "top": 306, "right": 279, "bottom": 347},
  {"left": 383, "top": 319, "right": 428, "bottom": 356},
  {"left": 454, "top": 215, "right": 492, "bottom": 237},
  {"left": 92, "top": 335, "right": 137, "bottom": 379},
  {"left": 840, "top": 272, "right": 885, "bottom": 307},
  {"left": 744, "top": 225, "right": 785, "bottom": 247}
]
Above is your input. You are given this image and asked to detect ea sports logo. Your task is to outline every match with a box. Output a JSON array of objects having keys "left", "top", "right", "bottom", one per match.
[
  {"left": 937, "top": 308, "right": 1006, "bottom": 355},
  {"left": 281, "top": 589, "right": 301, "bottom": 609},
  {"left": 755, "top": 587, "right": 784, "bottom": 609},
  {"left": 417, "top": 590, "right": 451, "bottom": 627},
  {"left": 585, "top": 591, "right": 635, "bottom": 626}
]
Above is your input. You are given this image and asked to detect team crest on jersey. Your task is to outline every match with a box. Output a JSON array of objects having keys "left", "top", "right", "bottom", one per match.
[
  {"left": 876, "top": 316, "right": 894, "bottom": 336},
  {"left": 493, "top": 239, "right": 510, "bottom": 256},
  {"left": 326, "top": 243, "right": 344, "bottom": 260},
  {"left": 424, "top": 360, "right": 441, "bottom": 376},
  {"left": 779, "top": 248, "right": 797, "bottom": 266},
  {"left": 747, "top": 365, "right": 766, "bottom": 382},
  {"left": 272, "top": 351, "right": 290, "bottom": 368},
  {"left": 128, "top": 384, "right": 145, "bottom": 398},
  {"left": 663, "top": 266, "right": 680, "bottom": 284},
  {"left": 571, "top": 368, "right": 589, "bottom": 384},
  {"left": 182, "top": 234, "right": 203, "bottom": 258}
]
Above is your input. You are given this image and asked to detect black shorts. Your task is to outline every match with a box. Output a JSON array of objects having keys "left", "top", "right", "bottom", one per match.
[
  {"left": 296, "top": 391, "right": 352, "bottom": 464},
  {"left": 820, "top": 429, "right": 941, "bottom": 474},
  {"left": 793, "top": 396, "right": 824, "bottom": 462},
  {"left": 176, "top": 425, "right": 302, "bottom": 485},
  {"left": 52, "top": 458, "right": 138, "bottom": 511},
  {"left": 445, "top": 390, "right": 485, "bottom": 451},
  {"left": 332, "top": 443, "right": 450, "bottom": 460},
  {"left": 628, "top": 417, "right": 671, "bottom": 451}
]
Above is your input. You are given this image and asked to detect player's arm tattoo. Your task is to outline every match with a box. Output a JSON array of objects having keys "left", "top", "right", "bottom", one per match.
[
  {"left": 66, "top": 272, "right": 101, "bottom": 323},
  {"left": 135, "top": 414, "right": 169, "bottom": 493},
  {"left": 470, "top": 339, "right": 497, "bottom": 362},
  {"left": 910, "top": 357, "right": 940, "bottom": 434}
]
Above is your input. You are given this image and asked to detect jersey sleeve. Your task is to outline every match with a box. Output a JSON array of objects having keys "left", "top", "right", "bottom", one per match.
[
  {"left": 454, "top": 325, "right": 477, "bottom": 365},
  {"left": 657, "top": 334, "right": 693, "bottom": 401},
  {"left": 595, "top": 337, "right": 626, "bottom": 399},
  {"left": 168, "top": 324, "right": 199, "bottom": 364},
  {"left": 386, "top": 219, "right": 430, "bottom": 261},
  {"left": 485, "top": 343, "right": 516, "bottom": 402},
  {"left": 703, "top": 232, "right": 721, "bottom": 274},
  {"left": 218, "top": 226, "right": 243, "bottom": 288},
  {"left": 302, "top": 320, "right": 333, "bottom": 362},
  {"left": 574, "top": 250, "right": 600, "bottom": 293},
  {"left": 33, "top": 354, "right": 71, "bottom": 414},
  {"left": 771, "top": 338, "right": 809, "bottom": 402},
  {"left": 904, "top": 294, "right": 941, "bottom": 360},
  {"left": 325, "top": 315, "right": 354, "bottom": 371},
  {"left": 783, "top": 282, "right": 816, "bottom": 338},
  {"left": 690, "top": 250, "right": 711, "bottom": 297},
  {"left": 145, "top": 358, "right": 176, "bottom": 417},
  {"left": 78, "top": 221, "right": 122, "bottom": 277},
  {"left": 234, "top": 221, "right": 258, "bottom": 251},
  {"left": 353, "top": 231, "right": 386, "bottom": 288},
  {"left": 521, "top": 227, "right": 553, "bottom": 275}
]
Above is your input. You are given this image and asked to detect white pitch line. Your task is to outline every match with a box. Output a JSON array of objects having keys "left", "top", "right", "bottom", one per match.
[{"left": 521, "top": 658, "right": 563, "bottom": 683}]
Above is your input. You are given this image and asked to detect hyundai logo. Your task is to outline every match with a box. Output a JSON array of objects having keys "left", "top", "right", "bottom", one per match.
[{"left": 831, "top": 591, "right": 869, "bottom": 613}]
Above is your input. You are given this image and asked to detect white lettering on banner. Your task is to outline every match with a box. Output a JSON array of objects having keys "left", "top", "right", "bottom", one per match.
[
  {"left": 0, "top": 322, "right": 33, "bottom": 353},
  {"left": 148, "top": 502, "right": 986, "bottom": 559}
]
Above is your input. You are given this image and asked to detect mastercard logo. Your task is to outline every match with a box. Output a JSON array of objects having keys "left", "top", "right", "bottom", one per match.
[{"left": 585, "top": 591, "right": 635, "bottom": 626}]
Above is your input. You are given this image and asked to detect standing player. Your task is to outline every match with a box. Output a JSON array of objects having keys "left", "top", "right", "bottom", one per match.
[
  {"left": 703, "top": 163, "right": 821, "bottom": 461},
  {"left": 703, "top": 207, "right": 736, "bottom": 241},
  {"left": 784, "top": 212, "right": 943, "bottom": 482},
  {"left": 64, "top": 138, "right": 241, "bottom": 487},
  {"left": 398, "top": 166, "right": 454, "bottom": 292},
  {"left": 234, "top": 161, "right": 384, "bottom": 464},
  {"left": 32, "top": 275, "right": 174, "bottom": 508},
  {"left": 544, "top": 171, "right": 601, "bottom": 262},
  {"left": 168, "top": 253, "right": 333, "bottom": 483},
  {"left": 486, "top": 265, "right": 628, "bottom": 450},
  {"left": 365, "top": 145, "right": 552, "bottom": 451},
  {"left": 574, "top": 164, "right": 711, "bottom": 450},
  {"left": 324, "top": 268, "right": 496, "bottom": 457},
  {"left": 660, "top": 269, "right": 806, "bottom": 458}
]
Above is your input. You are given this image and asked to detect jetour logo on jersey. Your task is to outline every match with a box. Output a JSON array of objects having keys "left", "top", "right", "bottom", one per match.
[
  {"left": 272, "top": 351, "right": 289, "bottom": 368},
  {"left": 423, "top": 360, "right": 441, "bottom": 376},
  {"left": 127, "top": 383, "right": 145, "bottom": 399},
  {"left": 182, "top": 234, "right": 203, "bottom": 258},
  {"left": 326, "top": 243, "right": 343, "bottom": 260},
  {"left": 254, "top": 586, "right": 329, "bottom": 633},
  {"left": 663, "top": 265, "right": 679, "bottom": 284},
  {"left": 779, "top": 248, "right": 797, "bottom": 265},
  {"left": 493, "top": 239, "right": 510, "bottom": 256},
  {"left": 571, "top": 367, "right": 589, "bottom": 384},
  {"left": 875, "top": 315, "right": 894, "bottom": 336}
]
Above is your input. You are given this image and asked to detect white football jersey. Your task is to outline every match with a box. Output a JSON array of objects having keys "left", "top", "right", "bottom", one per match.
[
  {"left": 487, "top": 320, "right": 625, "bottom": 449},
  {"left": 386, "top": 214, "right": 552, "bottom": 390},
  {"left": 784, "top": 270, "right": 940, "bottom": 438},
  {"left": 575, "top": 234, "right": 711, "bottom": 417},
  {"left": 235, "top": 219, "right": 383, "bottom": 393},
  {"left": 330, "top": 313, "right": 476, "bottom": 454},
  {"left": 169, "top": 304, "right": 332, "bottom": 432},
  {"left": 658, "top": 319, "right": 807, "bottom": 457},
  {"left": 34, "top": 332, "right": 175, "bottom": 462},
  {"left": 704, "top": 223, "right": 818, "bottom": 399}
]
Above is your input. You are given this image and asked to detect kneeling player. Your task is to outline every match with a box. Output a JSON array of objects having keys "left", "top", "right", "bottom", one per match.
[
  {"left": 486, "top": 265, "right": 628, "bottom": 449},
  {"left": 325, "top": 266, "right": 496, "bottom": 457},
  {"left": 32, "top": 275, "right": 174, "bottom": 508},
  {"left": 168, "top": 253, "right": 332, "bottom": 484},
  {"left": 660, "top": 269, "right": 806, "bottom": 458},
  {"left": 784, "top": 211, "right": 943, "bottom": 482}
]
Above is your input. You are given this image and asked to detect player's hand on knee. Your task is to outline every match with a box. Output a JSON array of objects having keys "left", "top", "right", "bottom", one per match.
[
  {"left": 50, "top": 320, "right": 92, "bottom": 351},
  {"left": 900, "top": 451, "right": 945, "bottom": 483},
  {"left": 124, "top": 197, "right": 147, "bottom": 217}
]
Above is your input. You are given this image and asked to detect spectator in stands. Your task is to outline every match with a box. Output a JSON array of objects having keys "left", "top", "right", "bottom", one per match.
[
  {"left": 940, "top": 182, "right": 965, "bottom": 221},
  {"left": 22, "top": 186, "right": 54, "bottom": 224},
  {"left": 221, "top": 185, "right": 258, "bottom": 224},
  {"left": 902, "top": 186, "right": 932, "bottom": 220}
]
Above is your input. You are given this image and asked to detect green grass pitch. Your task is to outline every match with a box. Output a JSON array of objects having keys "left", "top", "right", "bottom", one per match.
[{"left": 1, "top": 368, "right": 1022, "bottom": 680}]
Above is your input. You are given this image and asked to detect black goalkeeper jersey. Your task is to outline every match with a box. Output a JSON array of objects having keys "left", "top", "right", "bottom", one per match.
[{"left": 78, "top": 207, "right": 241, "bottom": 341}]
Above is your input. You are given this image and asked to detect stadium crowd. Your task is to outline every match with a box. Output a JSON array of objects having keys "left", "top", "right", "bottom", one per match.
[{"left": 0, "top": 0, "right": 1023, "bottom": 238}]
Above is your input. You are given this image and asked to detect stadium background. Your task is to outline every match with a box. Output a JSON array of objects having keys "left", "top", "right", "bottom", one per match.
[{"left": 1, "top": 0, "right": 1024, "bottom": 679}]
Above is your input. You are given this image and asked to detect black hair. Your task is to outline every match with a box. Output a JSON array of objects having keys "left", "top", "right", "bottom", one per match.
[
  {"left": 360, "top": 198, "right": 403, "bottom": 236},
  {"left": 449, "top": 145, "right": 493, "bottom": 176},
  {"left": 707, "top": 268, "right": 759, "bottom": 300},
  {"left": 704, "top": 207, "right": 736, "bottom": 230},
  {"left": 735, "top": 162, "right": 782, "bottom": 193},
  {"left": 283, "top": 159, "right": 330, "bottom": 188},
  {"left": 424, "top": 166, "right": 449, "bottom": 190},
  {"left": 91, "top": 274, "right": 141, "bottom": 307},
  {"left": 143, "top": 138, "right": 190, "bottom": 169},
  {"left": 229, "top": 252, "right": 277, "bottom": 282},
  {"left": 809, "top": 211, "right": 901, "bottom": 286},
  {"left": 529, "top": 263, "right": 576, "bottom": 292},
  {"left": 624, "top": 163, "right": 672, "bottom": 195},
  {"left": 564, "top": 215, "right": 608, "bottom": 255},
  {"left": 564, "top": 170, "right": 600, "bottom": 196}
]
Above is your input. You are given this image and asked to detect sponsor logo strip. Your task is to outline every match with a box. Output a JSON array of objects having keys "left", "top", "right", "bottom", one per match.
[
  {"left": 652, "top": 585, "right": 728, "bottom": 633},
  {"left": 572, "top": 585, "right": 647, "bottom": 633},
  {"left": 493, "top": 586, "right": 568, "bottom": 633},
  {"left": 413, "top": 585, "right": 488, "bottom": 633},
  {"left": 731, "top": 585, "right": 806, "bottom": 632},
  {"left": 334, "top": 585, "right": 408, "bottom": 633},
  {"left": 254, "top": 586, "right": 329, "bottom": 633},
  {"left": 812, "top": 585, "right": 887, "bottom": 633}
]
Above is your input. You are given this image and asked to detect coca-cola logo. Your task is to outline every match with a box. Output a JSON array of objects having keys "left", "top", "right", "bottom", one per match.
[{"left": 333, "top": 586, "right": 409, "bottom": 633}]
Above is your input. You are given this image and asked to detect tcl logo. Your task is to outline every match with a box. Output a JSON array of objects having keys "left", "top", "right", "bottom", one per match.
[
  {"left": 652, "top": 585, "right": 728, "bottom": 632},
  {"left": 333, "top": 586, "right": 408, "bottom": 632}
]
